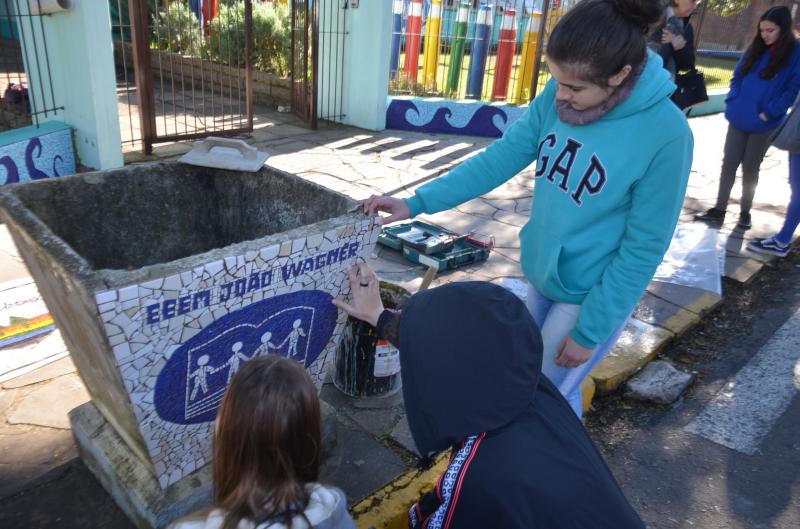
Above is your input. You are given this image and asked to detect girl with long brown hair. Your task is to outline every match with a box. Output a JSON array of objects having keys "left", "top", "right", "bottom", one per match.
[
  {"left": 169, "top": 355, "right": 354, "bottom": 529},
  {"left": 695, "top": 5, "right": 800, "bottom": 229}
]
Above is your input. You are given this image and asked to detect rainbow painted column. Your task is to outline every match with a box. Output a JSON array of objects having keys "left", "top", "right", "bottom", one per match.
[
  {"left": 404, "top": 0, "right": 424, "bottom": 83},
  {"left": 466, "top": 3, "right": 492, "bottom": 100},
  {"left": 422, "top": 0, "right": 443, "bottom": 89},
  {"left": 390, "top": 0, "right": 404, "bottom": 79},
  {"left": 512, "top": 11, "right": 542, "bottom": 104},
  {"left": 445, "top": 2, "right": 470, "bottom": 95},
  {"left": 492, "top": 8, "right": 517, "bottom": 101}
]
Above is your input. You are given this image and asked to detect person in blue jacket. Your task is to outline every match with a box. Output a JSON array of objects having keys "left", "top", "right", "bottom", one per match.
[
  {"left": 364, "top": 0, "right": 693, "bottom": 417},
  {"left": 696, "top": 5, "right": 800, "bottom": 230}
]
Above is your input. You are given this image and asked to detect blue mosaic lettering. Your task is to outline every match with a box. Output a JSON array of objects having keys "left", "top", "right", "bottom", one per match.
[
  {"left": 247, "top": 273, "right": 260, "bottom": 293},
  {"left": 348, "top": 242, "right": 360, "bottom": 258},
  {"left": 326, "top": 247, "right": 340, "bottom": 265},
  {"left": 260, "top": 270, "right": 273, "bottom": 288},
  {"left": 146, "top": 304, "right": 160, "bottom": 324},
  {"left": 234, "top": 278, "right": 247, "bottom": 297},
  {"left": 163, "top": 299, "right": 176, "bottom": 319},
  {"left": 177, "top": 295, "right": 191, "bottom": 316},
  {"left": 192, "top": 290, "right": 210, "bottom": 310},
  {"left": 281, "top": 260, "right": 305, "bottom": 281},
  {"left": 219, "top": 283, "right": 233, "bottom": 302}
]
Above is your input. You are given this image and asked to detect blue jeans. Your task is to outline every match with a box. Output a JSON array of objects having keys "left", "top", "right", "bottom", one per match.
[
  {"left": 526, "top": 285, "right": 629, "bottom": 417},
  {"left": 776, "top": 152, "right": 800, "bottom": 245}
]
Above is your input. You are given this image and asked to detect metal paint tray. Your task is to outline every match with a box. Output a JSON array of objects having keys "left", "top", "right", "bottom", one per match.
[
  {"left": 178, "top": 137, "right": 269, "bottom": 172},
  {"left": 378, "top": 221, "right": 494, "bottom": 272}
]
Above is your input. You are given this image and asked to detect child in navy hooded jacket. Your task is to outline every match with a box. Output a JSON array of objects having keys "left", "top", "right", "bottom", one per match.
[
  {"left": 333, "top": 263, "right": 646, "bottom": 529},
  {"left": 696, "top": 5, "right": 800, "bottom": 229},
  {"left": 365, "top": 0, "right": 693, "bottom": 416}
]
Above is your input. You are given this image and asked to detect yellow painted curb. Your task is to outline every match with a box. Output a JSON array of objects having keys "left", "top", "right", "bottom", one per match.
[
  {"left": 590, "top": 318, "right": 673, "bottom": 394},
  {"left": 353, "top": 453, "right": 449, "bottom": 529},
  {"left": 581, "top": 376, "right": 595, "bottom": 415},
  {"left": 681, "top": 291, "right": 722, "bottom": 316},
  {"left": 727, "top": 257, "right": 764, "bottom": 284}
]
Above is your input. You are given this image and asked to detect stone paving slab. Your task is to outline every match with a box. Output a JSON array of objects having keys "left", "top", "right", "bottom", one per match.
[
  {"left": 590, "top": 318, "right": 674, "bottom": 395},
  {"left": 7, "top": 374, "right": 89, "bottom": 429},
  {"left": 2, "top": 356, "right": 77, "bottom": 389},
  {"left": 724, "top": 253, "right": 767, "bottom": 284},
  {"left": 646, "top": 282, "right": 722, "bottom": 317},
  {"left": 634, "top": 292, "right": 701, "bottom": 337}
]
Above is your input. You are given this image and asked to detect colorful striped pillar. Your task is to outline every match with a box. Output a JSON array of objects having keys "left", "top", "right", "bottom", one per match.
[
  {"left": 466, "top": 4, "right": 492, "bottom": 100},
  {"left": 512, "top": 11, "right": 542, "bottom": 104},
  {"left": 390, "top": 0, "right": 404, "bottom": 80},
  {"left": 404, "top": 0, "right": 424, "bottom": 83},
  {"left": 445, "top": 2, "right": 470, "bottom": 95},
  {"left": 492, "top": 8, "right": 517, "bottom": 101},
  {"left": 422, "top": 0, "right": 443, "bottom": 89}
]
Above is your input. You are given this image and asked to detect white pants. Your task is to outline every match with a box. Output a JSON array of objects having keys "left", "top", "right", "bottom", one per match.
[{"left": 526, "top": 285, "right": 629, "bottom": 417}]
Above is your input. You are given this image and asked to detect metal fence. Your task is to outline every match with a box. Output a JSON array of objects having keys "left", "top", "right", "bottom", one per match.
[
  {"left": 388, "top": 0, "right": 572, "bottom": 105},
  {"left": 112, "top": 0, "right": 258, "bottom": 153},
  {"left": 0, "top": 0, "right": 63, "bottom": 132}
]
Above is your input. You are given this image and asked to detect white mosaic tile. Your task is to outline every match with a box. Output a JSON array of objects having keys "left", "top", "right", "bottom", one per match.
[
  {"left": 119, "top": 285, "right": 139, "bottom": 302},
  {"left": 91, "top": 217, "right": 377, "bottom": 489},
  {"left": 95, "top": 290, "right": 117, "bottom": 305}
]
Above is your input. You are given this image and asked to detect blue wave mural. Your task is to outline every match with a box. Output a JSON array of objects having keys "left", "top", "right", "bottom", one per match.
[{"left": 386, "top": 98, "right": 526, "bottom": 138}]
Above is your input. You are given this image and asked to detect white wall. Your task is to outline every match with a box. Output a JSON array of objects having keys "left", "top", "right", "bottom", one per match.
[
  {"left": 319, "top": 0, "right": 392, "bottom": 131},
  {"left": 19, "top": 2, "right": 123, "bottom": 169}
]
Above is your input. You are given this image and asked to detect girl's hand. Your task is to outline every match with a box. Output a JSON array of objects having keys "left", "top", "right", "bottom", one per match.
[
  {"left": 661, "top": 28, "right": 675, "bottom": 44},
  {"left": 363, "top": 195, "right": 411, "bottom": 225},
  {"left": 671, "top": 34, "right": 687, "bottom": 50},
  {"left": 759, "top": 112, "right": 769, "bottom": 121},
  {"left": 554, "top": 335, "right": 594, "bottom": 369},
  {"left": 332, "top": 262, "right": 384, "bottom": 326}
]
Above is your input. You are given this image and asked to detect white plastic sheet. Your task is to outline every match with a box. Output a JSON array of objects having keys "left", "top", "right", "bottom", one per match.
[{"left": 653, "top": 223, "right": 725, "bottom": 296}]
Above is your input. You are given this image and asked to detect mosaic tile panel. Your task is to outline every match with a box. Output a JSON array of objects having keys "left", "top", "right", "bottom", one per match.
[
  {"left": 94, "top": 218, "right": 381, "bottom": 489},
  {"left": 386, "top": 96, "right": 527, "bottom": 138}
]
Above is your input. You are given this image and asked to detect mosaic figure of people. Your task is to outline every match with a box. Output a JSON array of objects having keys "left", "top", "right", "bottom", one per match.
[
  {"left": 223, "top": 341, "right": 250, "bottom": 384},
  {"left": 278, "top": 318, "right": 306, "bottom": 359},
  {"left": 254, "top": 331, "right": 278, "bottom": 358},
  {"left": 189, "top": 354, "right": 215, "bottom": 401}
]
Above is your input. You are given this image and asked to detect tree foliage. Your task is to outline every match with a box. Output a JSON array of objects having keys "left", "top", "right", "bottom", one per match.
[{"left": 704, "top": 0, "right": 750, "bottom": 17}]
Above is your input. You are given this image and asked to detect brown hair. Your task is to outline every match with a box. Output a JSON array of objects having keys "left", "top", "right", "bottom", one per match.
[
  {"left": 213, "top": 355, "right": 321, "bottom": 529},
  {"left": 547, "top": 0, "right": 663, "bottom": 86},
  {"left": 741, "top": 5, "right": 796, "bottom": 80}
]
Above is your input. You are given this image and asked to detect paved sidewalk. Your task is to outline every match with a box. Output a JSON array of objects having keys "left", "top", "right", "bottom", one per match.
[{"left": 0, "top": 109, "right": 793, "bottom": 528}]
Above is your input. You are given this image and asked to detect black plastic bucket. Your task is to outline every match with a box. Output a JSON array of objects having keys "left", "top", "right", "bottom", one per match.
[{"left": 333, "top": 281, "right": 410, "bottom": 397}]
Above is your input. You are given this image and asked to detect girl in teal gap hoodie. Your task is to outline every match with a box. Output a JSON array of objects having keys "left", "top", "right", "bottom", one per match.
[{"left": 366, "top": 0, "right": 694, "bottom": 417}]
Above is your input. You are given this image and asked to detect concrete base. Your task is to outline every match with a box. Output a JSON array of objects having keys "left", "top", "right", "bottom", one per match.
[{"left": 69, "top": 401, "right": 212, "bottom": 529}]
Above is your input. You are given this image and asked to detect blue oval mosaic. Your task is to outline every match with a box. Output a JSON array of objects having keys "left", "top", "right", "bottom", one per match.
[{"left": 154, "top": 290, "right": 337, "bottom": 425}]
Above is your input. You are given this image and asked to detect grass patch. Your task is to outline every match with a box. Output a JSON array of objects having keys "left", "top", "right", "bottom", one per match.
[{"left": 696, "top": 56, "right": 736, "bottom": 90}]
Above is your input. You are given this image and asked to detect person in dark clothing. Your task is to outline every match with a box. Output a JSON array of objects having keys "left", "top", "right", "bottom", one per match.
[
  {"left": 649, "top": 0, "right": 697, "bottom": 79},
  {"left": 333, "top": 263, "right": 646, "bottom": 529}
]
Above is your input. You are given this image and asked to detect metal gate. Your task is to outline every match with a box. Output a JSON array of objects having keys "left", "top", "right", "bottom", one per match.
[
  {"left": 123, "top": 0, "right": 253, "bottom": 154},
  {"left": 291, "top": 0, "right": 317, "bottom": 128}
]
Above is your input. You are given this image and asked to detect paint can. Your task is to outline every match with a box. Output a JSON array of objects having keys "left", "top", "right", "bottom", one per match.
[{"left": 333, "top": 281, "right": 410, "bottom": 398}]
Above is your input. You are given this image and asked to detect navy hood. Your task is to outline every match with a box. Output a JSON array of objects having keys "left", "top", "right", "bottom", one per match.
[{"left": 398, "top": 281, "right": 542, "bottom": 457}]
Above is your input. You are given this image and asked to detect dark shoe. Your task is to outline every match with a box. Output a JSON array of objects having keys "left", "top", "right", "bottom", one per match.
[
  {"left": 695, "top": 207, "right": 725, "bottom": 224},
  {"left": 747, "top": 236, "right": 790, "bottom": 257},
  {"left": 737, "top": 212, "right": 752, "bottom": 230}
]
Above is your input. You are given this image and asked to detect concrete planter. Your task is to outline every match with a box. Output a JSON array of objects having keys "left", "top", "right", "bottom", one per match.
[{"left": 0, "top": 161, "right": 378, "bottom": 489}]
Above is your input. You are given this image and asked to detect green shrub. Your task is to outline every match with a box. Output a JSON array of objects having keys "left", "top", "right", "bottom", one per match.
[
  {"left": 207, "top": 2, "right": 291, "bottom": 76},
  {"left": 152, "top": 2, "right": 203, "bottom": 56}
]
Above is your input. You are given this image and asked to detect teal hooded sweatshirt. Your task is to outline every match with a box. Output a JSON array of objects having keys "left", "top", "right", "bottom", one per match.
[{"left": 405, "top": 50, "right": 693, "bottom": 349}]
